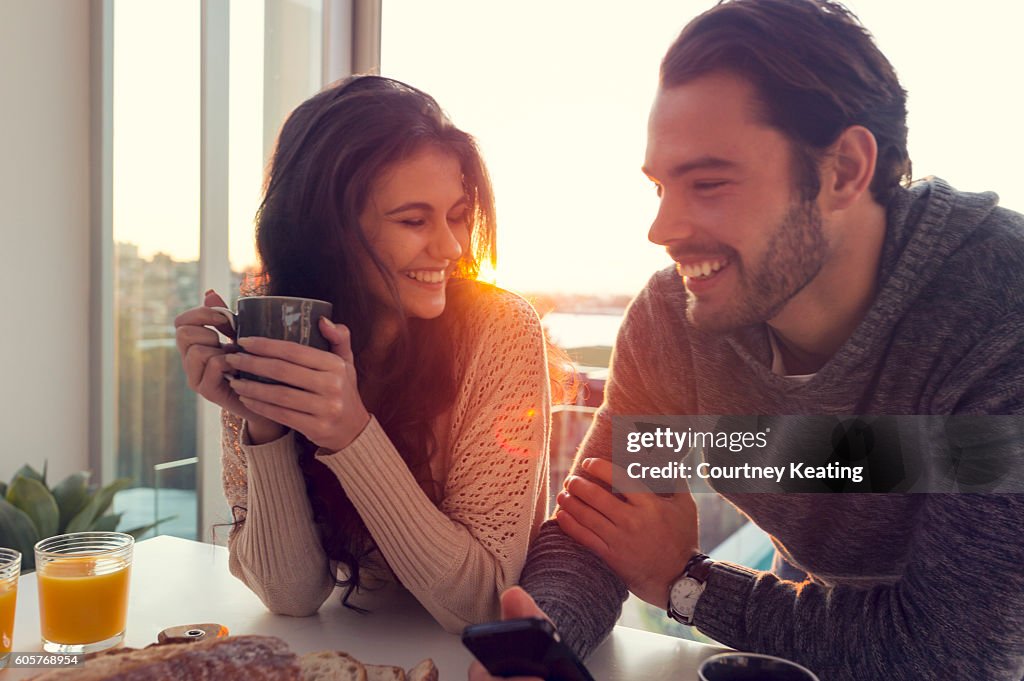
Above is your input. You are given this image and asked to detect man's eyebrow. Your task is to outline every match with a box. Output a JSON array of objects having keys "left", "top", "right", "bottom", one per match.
[{"left": 642, "top": 156, "right": 739, "bottom": 180}]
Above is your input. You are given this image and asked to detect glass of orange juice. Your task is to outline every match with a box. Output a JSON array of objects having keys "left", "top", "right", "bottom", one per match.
[
  {"left": 34, "top": 532, "right": 133, "bottom": 654},
  {"left": 0, "top": 547, "right": 20, "bottom": 658}
]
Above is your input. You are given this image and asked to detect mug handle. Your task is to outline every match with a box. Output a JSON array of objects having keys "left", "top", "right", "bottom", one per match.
[{"left": 207, "top": 306, "right": 237, "bottom": 339}]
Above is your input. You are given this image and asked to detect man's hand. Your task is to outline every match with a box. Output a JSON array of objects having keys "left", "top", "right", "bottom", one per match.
[
  {"left": 467, "top": 588, "right": 547, "bottom": 681},
  {"left": 556, "top": 457, "right": 699, "bottom": 607}
]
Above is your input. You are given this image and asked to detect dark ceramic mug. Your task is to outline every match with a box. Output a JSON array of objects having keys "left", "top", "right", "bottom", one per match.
[
  {"left": 698, "top": 652, "right": 820, "bottom": 681},
  {"left": 211, "top": 296, "right": 333, "bottom": 383}
]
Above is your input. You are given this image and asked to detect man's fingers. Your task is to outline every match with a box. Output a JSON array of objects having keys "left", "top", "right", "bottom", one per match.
[
  {"left": 579, "top": 457, "right": 614, "bottom": 484},
  {"left": 499, "top": 586, "right": 545, "bottom": 621},
  {"left": 555, "top": 508, "right": 610, "bottom": 559},
  {"left": 557, "top": 488, "right": 619, "bottom": 537},
  {"left": 582, "top": 457, "right": 663, "bottom": 503},
  {"left": 564, "top": 474, "right": 628, "bottom": 522}
]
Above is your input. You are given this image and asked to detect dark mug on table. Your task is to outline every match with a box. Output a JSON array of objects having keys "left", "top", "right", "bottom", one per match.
[
  {"left": 211, "top": 295, "right": 333, "bottom": 383},
  {"left": 699, "top": 652, "right": 820, "bottom": 681}
]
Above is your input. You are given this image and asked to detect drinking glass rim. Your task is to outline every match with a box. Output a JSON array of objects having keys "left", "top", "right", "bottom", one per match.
[
  {"left": 34, "top": 532, "right": 134, "bottom": 559},
  {"left": 0, "top": 547, "right": 20, "bottom": 573},
  {"left": 700, "top": 651, "right": 819, "bottom": 678}
]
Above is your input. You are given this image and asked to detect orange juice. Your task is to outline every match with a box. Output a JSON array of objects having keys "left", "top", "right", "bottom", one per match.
[
  {"left": 0, "top": 581, "right": 16, "bottom": 654},
  {"left": 37, "top": 556, "right": 131, "bottom": 645}
]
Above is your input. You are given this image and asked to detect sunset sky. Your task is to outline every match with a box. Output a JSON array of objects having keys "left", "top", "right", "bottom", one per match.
[{"left": 114, "top": 0, "right": 1024, "bottom": 296}]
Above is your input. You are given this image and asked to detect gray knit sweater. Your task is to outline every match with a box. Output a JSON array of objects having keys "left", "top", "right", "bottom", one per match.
[{"left": 521, "top": 179, "right": 1024, "bottom": 680}]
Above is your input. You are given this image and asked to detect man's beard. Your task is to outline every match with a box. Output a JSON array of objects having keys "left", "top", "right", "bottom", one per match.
[{"left": 686, "top": 199, "right": 828, "bottom": 333}]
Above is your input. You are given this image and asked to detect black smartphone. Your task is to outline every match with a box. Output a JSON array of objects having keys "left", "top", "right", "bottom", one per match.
[{"left": 462, "top": 617, "right": 596, "bottom": 681}]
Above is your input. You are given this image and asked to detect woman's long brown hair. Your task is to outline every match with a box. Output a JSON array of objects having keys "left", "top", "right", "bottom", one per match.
[{"left": 251, "top": 76, "right": 496, "bottom": 604}]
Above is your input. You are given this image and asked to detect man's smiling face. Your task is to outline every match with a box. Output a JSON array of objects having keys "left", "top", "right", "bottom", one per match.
[{"left": 644, "top": 71, "right": 830, "bottom": 333}]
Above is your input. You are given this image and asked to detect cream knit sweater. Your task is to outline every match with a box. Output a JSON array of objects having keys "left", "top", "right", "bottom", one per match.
[{"left": 220, "top": 284, "right": 550, "bottom": 633}]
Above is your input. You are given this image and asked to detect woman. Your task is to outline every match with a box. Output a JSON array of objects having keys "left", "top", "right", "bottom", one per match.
[{"left": 174, "top": 76, "right": 551, "bottom": 632}]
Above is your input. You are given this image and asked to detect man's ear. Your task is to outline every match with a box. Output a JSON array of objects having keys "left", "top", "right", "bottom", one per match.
[{"left": 820, "top": 125, "right": 878, "bottom": 211}]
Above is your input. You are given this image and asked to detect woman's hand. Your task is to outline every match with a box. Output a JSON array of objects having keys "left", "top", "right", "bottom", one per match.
[
  {"left": 174, "top": 291, "right": 285, "bottom": 442},
  {"left": 223, "top": 317, "right": 371, "bottom": 452}
]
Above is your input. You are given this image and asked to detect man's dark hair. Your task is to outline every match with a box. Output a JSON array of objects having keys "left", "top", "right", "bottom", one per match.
[{"left": 662, "top": 0, "right": 911, "bottom": 205}]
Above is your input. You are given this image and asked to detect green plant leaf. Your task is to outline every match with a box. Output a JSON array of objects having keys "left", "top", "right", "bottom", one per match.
[
  {"left": 0, "top": 481, "right": 6, "bottom": 499},
  {"left": 41, "top": 460, "right": 48, "bottom": 488},
  {"left": 90, "top": 513, "right": 122, "bottom": 532},
  {"left": 51, "top": 472, "right": 91, "bottom": 533},
  {"left": 93, "top": 478, "right": 133, "bottom": 519},
  {"left": 9, "top": 464, "right": 44, "bottom": 488},
  {"left": 65, "top": 478, "right": 133, "bottom": 534},
  {"left": 0, "top": 498, "right": 40, "bottom": 571},
  {"left": 6, "top": 477, "right": 59, "bottom": 539},
  {"left": 121, "top": 515, "right": 176, "bottom": 540}
]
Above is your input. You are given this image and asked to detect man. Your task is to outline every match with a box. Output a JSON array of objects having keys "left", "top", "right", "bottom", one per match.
[{"left": 469, "top": 1, "right": 1024, "bottom": 679}]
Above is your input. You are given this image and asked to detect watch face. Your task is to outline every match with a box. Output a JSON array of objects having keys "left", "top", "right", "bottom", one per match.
[{"left": 669, "top": 577, "right": 702, "bottom": 612}]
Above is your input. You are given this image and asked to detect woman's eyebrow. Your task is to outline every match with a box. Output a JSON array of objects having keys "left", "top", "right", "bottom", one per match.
[{"left": 384, "top": 202, "right": 434, "bottom": 215}]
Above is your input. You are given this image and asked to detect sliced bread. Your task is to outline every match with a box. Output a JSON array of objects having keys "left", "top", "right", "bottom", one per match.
[
  {"left": 406, "top": 659, "right": 439, "bottom": 681},
  {"left": 365, "top": 664, "right": 405, "bottom": 681},
  {"left": 299, "top": 651, "right": 368, "bottom": 681}
]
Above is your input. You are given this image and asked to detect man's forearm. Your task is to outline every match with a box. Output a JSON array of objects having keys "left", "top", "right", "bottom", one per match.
[{"left": 519, "top": 521, "right": 629, "bottom": 659}]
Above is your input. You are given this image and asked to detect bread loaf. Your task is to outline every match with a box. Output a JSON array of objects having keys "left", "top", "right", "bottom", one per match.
[
  {"left": 298, "top": 651, "right": 367, "bottom": 681},
  {"left": 26, "top": 635, "right": 437, "bottom": 681},
  {"left": 28, "top": 635, "right": 299, "bottom": 681},
  {"left": 406, "top": 659, "right": 439, "bottom": 681},
  {"left": 365, "top": 664, "right": 405, "bottom": 681}
]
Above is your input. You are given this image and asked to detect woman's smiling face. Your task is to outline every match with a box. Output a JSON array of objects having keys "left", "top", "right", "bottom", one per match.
[{"left": 359, "top": 145, "right": 471, "bottom": 320}]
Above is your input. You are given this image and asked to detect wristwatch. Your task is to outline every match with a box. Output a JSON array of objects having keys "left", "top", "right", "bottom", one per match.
[{"left": 667, "top": 553, "right": 715, "bottom": 626}]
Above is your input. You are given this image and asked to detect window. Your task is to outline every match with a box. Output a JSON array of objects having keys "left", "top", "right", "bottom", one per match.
[
  {"left": 111, "top": 1, "right": 202, "bottom": 540},
  {"left": 108, "top": 0, "right": 327, "bottom": 542}
]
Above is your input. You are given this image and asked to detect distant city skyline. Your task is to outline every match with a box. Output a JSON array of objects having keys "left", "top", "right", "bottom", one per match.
[{"left": 114, "top": 1, "right": 1024, "bottom": 295}]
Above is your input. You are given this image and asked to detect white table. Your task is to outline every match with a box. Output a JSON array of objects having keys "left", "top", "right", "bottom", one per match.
[{"left": 4, "top": 536, "right": 726, "bottom": 679}]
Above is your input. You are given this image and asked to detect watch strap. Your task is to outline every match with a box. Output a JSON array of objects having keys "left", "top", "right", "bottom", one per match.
[{"left": 684, "top": 553, "right": 713, "bottom": 584}]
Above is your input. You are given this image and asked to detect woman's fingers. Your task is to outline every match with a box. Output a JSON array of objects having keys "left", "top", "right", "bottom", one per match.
[
  {"left": 183, "top": 344, "right": 226, "bottom": 390},
  {"left": 175, "top": 324, "right": 223, "bottom": 358},
  {"left": 320, "top": 317, "right": 354, "bottom": 364},
  {"left": 175, "top": 305, "right": 235, "bottom": 337},
  {"left": 197, "top": 353, "right": 234, "bottom": 397},
  {"left": 228, "top": 376, "right": 325, "bottom": 416},
  {"left": 203, "top": 289, "right": 228, "bottom": 308},
  {"left": 224, "top": 351, "right": 323, "bottom": 389},
  {"left": 236, "top": 335, "right": 344, "bottom": 372},
  {"left": 237, "top": 395, "right": 318, "bottom": 435}
]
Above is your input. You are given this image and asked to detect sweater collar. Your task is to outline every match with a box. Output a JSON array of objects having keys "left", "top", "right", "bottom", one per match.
[{"left": 722, "top": 178, "right": 995, "bottom": 391}]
